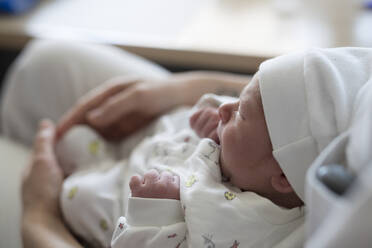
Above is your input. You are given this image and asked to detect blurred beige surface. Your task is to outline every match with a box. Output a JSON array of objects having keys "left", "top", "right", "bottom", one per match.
[
  {"left": 0, "top": 0, "right": 371, "bottom": 72},
  {"left": 0, "top": 137, "right": 30, "bottom": 248}
]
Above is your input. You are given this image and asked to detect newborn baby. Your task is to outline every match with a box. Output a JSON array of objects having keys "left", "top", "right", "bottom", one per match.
[{"left": 57, "top": 76, "right": 304, "bottom": 248}]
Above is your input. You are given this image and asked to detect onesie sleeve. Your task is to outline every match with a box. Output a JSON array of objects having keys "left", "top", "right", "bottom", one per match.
[{"left": 111, "top": 197, "right": 187, "bottom": 248}]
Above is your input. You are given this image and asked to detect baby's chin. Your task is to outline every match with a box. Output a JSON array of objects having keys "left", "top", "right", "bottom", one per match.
[{"left": 218, "top": 155, "right": 246, "bottom": 192}]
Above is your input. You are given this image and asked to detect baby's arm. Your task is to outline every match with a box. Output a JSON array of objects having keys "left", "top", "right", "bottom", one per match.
[
  {"left": 189, "top": 107, "right": 220, "bottom": 143},
  {"left": 111, "top": 170, "right": 186, "bottom": 247}
]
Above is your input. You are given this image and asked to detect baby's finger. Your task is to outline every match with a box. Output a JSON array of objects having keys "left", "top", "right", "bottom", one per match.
[
  {"left": 201, "top": 115, "right": 219, "bottom": 137},
  {"left": 159, "top": 171, "right": 174, "bottom": 183},
  {"left": 129, "top": 175, "right": 143, "bottom": 190},
  {"left": 189, "top": 109, "right": 203, "bottom": 129},
  {"left": 193, "top": 109, "right": 212, "bottom": 134},
  {"left": 143, "top": 169, "right": 160, "bottom": 184}
]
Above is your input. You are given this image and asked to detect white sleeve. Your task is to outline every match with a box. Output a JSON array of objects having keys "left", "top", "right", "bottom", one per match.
[{"left": 111, "top": 197, "right": 187, "bottom": 248}]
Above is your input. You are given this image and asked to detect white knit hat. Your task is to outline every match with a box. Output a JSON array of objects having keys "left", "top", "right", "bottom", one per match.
[
  {"left": 258, "top": 52, "right": 317, "bottom": 201},
  {"left": 257, "top": 48, "right": 372, "bottom": 201}
]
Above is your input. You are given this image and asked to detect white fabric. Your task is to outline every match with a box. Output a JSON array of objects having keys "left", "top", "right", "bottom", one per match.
[
  {"left": 258, "top": 47, "right": 372, "bottom": 201},
  {"left": 305, "top": 132, "right": 349, "bottom": 238},
  {"left": 346, "top": 80, "right": 372, "bottom": 172},
  {"left": 125, "top": 197, "right": 184, "bottom": 226},
  {"left": 0, "top": 39, "right": 170, "bottom": 248},
  {"left": 306, "top": 162, "right": 372, "bottom": 248},
  {"left": 111, "top": 198, "right": 187, "bottom": 248},
  {"left": 306, "top": 63, "right": 372, "bottom": 247},
  {"left": 58, "top": 95, "right": 304, "bottom": 248}
]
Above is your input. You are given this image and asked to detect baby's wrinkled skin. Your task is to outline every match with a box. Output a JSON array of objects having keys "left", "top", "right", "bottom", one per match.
[{"left": 131, "top": 75, "right": 302, "bottom": 208}]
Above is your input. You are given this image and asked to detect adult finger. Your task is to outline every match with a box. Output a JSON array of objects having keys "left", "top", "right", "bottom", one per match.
[
  {"left": 94, "top": 112, "right": 155, "bottom": 141},
  {"left": 56, "top": 77, "right": 140, "bottom": 139},
  {"left": 33, "top": 119, "right": 56, "bottom": 156},
  {"left": 31, "top": 119, "right": 60, "bottom": 178},
  {"left": 87, "top": 85, "right": 147, "bottom": 128},
  {"left": 22, "top": 119, "right": 63, "bottom": 216}
]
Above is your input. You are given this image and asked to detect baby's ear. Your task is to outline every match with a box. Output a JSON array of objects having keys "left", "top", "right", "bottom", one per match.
[{"left": 271, "top": 173, "right": 294, "bottom": 194}]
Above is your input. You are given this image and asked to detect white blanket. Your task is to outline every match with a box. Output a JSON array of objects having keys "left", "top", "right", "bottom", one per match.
[{"left": 304, "top": 48, "right": 372, "bottom": 246}]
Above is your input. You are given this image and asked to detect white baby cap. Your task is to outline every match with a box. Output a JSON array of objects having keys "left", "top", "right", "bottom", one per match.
[
  {"left": 258, "top": 47, "right": 372, "bottom": 202},
  {"left": 258, "top": 51, "right": 317, "bottom": 201}
]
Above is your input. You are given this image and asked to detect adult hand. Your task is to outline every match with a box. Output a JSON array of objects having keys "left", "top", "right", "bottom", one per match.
[
  {"left": 22, "top": 119, "right": 63, "bottom": 219},
  {"left": 56, "top": 76, "right": 181, "bottom": 141},
  {"left": 22, "top": 120, "right": 83, "bottom": 248},
  {"left": 129, "top": 169, "right": 180, "bottom": 200}
]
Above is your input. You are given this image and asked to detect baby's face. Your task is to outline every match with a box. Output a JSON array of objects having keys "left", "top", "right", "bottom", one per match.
[{"left": 217, "top": 75, "right": 278, "bottom": 193}]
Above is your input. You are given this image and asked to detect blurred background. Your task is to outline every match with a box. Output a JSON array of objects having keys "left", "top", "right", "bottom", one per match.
[{"left": 0, "top": 0, "right": 371, "bottom": 85}]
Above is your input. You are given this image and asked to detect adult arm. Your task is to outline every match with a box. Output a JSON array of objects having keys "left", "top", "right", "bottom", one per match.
[
  {"left": 56, "top": 71, "right": 250, "bottom": 141},
  {"left": 22, "top": 120, "right": 82, "bottom": 248}
]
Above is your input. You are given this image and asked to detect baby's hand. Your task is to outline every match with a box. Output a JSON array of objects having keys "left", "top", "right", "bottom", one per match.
[
  {"left": 129, "top": 169, "right": 180, "bottom": 200},
  {"left": 189, "top": 107, "right": 219, "bottom": 143}
]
